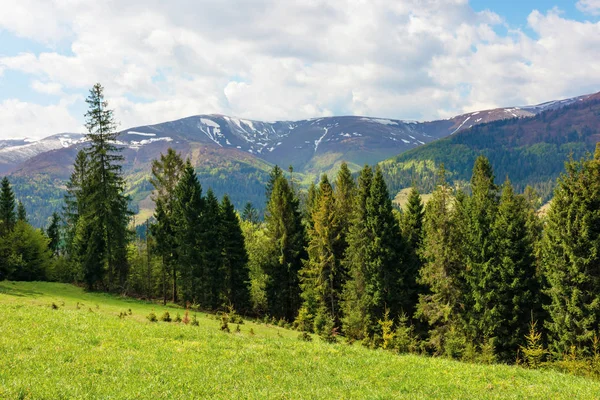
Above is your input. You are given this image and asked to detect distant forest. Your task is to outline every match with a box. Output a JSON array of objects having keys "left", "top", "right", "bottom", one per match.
[{"left": 3, "top": 84, "right": 600, "bottom": 373}]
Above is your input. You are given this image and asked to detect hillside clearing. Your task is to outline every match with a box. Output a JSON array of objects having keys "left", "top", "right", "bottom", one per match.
[{"left": 1, "top": 282, "right": 598, "bottom": 399}]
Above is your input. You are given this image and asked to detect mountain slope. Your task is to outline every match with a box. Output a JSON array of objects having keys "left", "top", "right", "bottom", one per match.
[{"left": 380, "top": 93, "right": 600, "bottom": 200}]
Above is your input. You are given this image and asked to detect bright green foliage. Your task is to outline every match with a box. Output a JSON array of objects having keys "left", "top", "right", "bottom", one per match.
[
  {"left": 172, "top": 160, "right": 203, "bottom": 305},
  {"left": 264, "top": 166, "right": 306, "bottom": 321},
  {"left": 3, "top": 221, "right": 51, "bottom": 281},
  {"left": 464, "top": 156, "right": 499, "bottom": 344},
  {"left": 341, "top": 165, "right": 373, "bottom": 340},
  {"left": 333, "top": 162, "right": 355, "bottom": 262},
  {"left": 0, "top": 177, "right": 16, "bottom": 236},
  {"left": 541, "top": 149, "right": 600, "bottom": 355},
  {"left": 240, "top": 220, "right": 270, "bottom": 315},
  {"left": 487, "top": 179, "right": 542, "bottom": 362},
  {"left": 304, "top": 182, "right": 319, "bottom": 229},
  {"left": 301, "top": 174, "right": 344, "bottom": 328},
  {"left": 150, "top": 147, "right": 185, "bottom": 304},
  {"left": 220, "top": 194, "right": 251, "bottom": 313},
  {"left": 16, "top": 201, "right": 27, "bottom": 223},
  {"left": 520, "top": 319, "right": 547, "bottom": 368},
  {"left": 416, "top": 166, "right": 467, "bottom": 355},
  {"left": 363, "top": 166, "right": 408, "bottom": 334},
  {"left": 75, "top": 84, "right": 131, "bottom": 290}
]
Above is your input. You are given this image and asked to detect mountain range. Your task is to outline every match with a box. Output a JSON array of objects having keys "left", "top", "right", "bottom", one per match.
[{"left": 2, "top": 91, "right": 598, "bottom": 227}]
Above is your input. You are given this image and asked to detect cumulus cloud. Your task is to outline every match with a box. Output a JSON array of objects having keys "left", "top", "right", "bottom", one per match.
[
  {"left": 0, "top": 0, "right": 600, "bottom": 139},
  {"left": 577, "top": 0, "right": 600, "bottom": 15}
]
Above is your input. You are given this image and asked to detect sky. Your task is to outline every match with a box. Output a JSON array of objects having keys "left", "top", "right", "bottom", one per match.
[{"left": 1, "top": 0, "right": 600, "bottom": 139}]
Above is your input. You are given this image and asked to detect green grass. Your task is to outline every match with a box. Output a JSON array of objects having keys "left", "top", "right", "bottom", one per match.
[{"left": 1, "top": 282, "right": 599, "bottom": 399}]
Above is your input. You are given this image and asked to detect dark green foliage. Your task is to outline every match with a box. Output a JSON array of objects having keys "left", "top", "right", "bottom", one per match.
[
  {"left": 160, "top": 311, "right": 172, "bottom": 322},
  {"left": 220, "top": 195, "right": 251, "bottom": 313},
  {"left": 541, "top": 149, "right": 600, "bottom": 355},
  {"left": 63, "top": 150, "right": 88, "bottom": 259},
  {"left": 2, "top": 221, "right": 51, "bottom": 281},
  {"left": 0, "top": 177, "right": 16, "bottom": 236},
  {"left": 46, "top": 212, "right": 61, "bottom": 257},
  {"left": 264, "top": 166, "right": 307, "bottom": 321},
  {"left": 202, "top": 189, "right": 223, "bottom": 309},
  {"left": 241, "top": 202, "right": 259, "bottom": 224},
  {"left": 16, "top": 201, "right": 27, "bottom": 223}
]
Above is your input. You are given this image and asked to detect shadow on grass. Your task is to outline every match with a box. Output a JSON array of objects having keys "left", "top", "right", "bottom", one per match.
[{"left": 0, "top": 282, "right": 43, "bottom": 297}]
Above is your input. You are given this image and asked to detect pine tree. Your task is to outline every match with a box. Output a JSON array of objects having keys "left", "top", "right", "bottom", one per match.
[
  {"left": 220, "top": 195, "right": 251, "bottom": 312},
  {"left": 16, "top": 201, "right": 27, "bottom": 223},
  {"left": 301, "top": 174, "right": 345, "bottom": 327},
  {"left": 63, "top": 150, "right": 88, "bottom": 257},
  {"left": 363, "top": 165, "right": 408, "bottom": 334},
  {"left": 46, "top": 212, "right": 61, "bottom": 256},
  {"left": 264, "top": 166, "right": 306, "bottom": 320},
  {"left": 241, "top": 202, "right": 259, "bottom": 224},
  {"left": 488, "top": 178, "right": 541, "bottom": 362},
  {"left": 150, "top": 148, "right": 185, "bottom": 304},
  {"left": 341, "top": 165, "right": 373, "bottom": 340},
  {"left": 464, "top": 156, "right": 499, "bottom": 345},
  {"left": 172, "top": 160, "right": 203, "bottom": 304},
  {"left": 0, "top": 177, "right": 16, "bottom": 236},
  {"left": 541, "top": 148, "right": 600, "bottom": 355},
  {"left": 76, "top": 83, "right": 131, "bottom": 289},
  {"left": 416, "top": 165, "right": 467, "bottom": 355},
  {"left": 203, "top": 188, "right": 223, "bottom": 309},
  {"left": 334, "top": 162, "right": 356, "bottom": 254}
]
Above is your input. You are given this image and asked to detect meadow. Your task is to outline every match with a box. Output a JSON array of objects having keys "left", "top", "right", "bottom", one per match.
[{"left": 1, "top": 281, "right": 599, "bottom": 399}]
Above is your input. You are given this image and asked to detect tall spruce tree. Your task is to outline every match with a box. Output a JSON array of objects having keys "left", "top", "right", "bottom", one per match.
[
  {"left": 16, "top": 201, "right": 27, "bottom": 223},
  {"left": 301, "top": 174, "right": 345, "bottom": 327},
  {"left": 220, "top": 195, "right": 251, "bottom": 312},
  {"left": 76, "top": 83, "right": 131, "bottom": 289},
  {"left": 241, "top": 202, "right": 259, "bottom": 224},
  {"left": 464, "top": 156, "right": 499, "bottom": 345},
  {"left": 264, "top": 166, "right": 306, "bottom": 320},
  {"left": 203, "top": 189, "right": 223, "bottom": 309},
  {"left": 150, "top": 148, "right": 185, "bottom": 304},
  {"left": 363, "top": 165, "right": 408, "bottom": 334},
  {"left": 341, "top": 165, "right": 373, "bottom": 340},
  {"left": 488, "top": 178, "right": 541, "bottom": 362},
  {"left": 63, "top": 150, "right": 88, "bottom": 258},
  {"left": 0, "top": 177, "right": 16, "bottom": 236},
  {"left": 334, "top": 162, "right": 356, "bottom": 253},
  {"left": 416, "top": 166, "right": 467, "bottom": 355},
  {"left": 46, "top": 212, "right": 61, "bottom": 256},
  {"left": 172, "top": 160, "right": 203, "bottom": 305},
  {"left": 541, "top": 148, "right": 600, "bottom": 355}
]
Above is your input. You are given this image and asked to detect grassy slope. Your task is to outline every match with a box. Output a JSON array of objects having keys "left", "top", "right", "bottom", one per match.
[{"left": 1, "top": 282, "right": 599, "bottom": 399}]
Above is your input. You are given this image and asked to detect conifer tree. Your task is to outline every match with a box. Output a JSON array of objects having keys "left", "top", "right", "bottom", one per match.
[
  {"left": 464, "top": 156, "right": 499, "bottom": 344},
  {"left": 203, "top": 188, "right": 223, "bottom": 309},
  {"left": 264, "top": 166, "right": 306, "bottom": 320},
  {"left": 46, "top": 212, "right": 61, "bottom": 256},
  {"left": 341, "top": 165, "right": 373, "bottom": 340},
  {"left": 172, "top": 160, "right": 203, "bottom": 304},
  {"left": 220, "top": 195, "right": 251, "bottom": 312},
  {"left": 301, "top": 174, "right": 345, "bottom": 327},
  {"left": 334, "top": 162, "right": 356, "bottom": 253},
  {"left": 488, "top": 178, "right": 541, "bottom": 362},
  {"left": 241, "top": 202, "right": 259, "bottom": 224},
  {"left": 0, "top": 177, "right": 16, "bottom": 236},
  {"left": 63, "top": 150, "right": 88, "bottom": 257},
  {"left": 16, "top": 201, "right": 27, "bottom": 223},
  {"left": 416, "top": 166, "right": 467, "bottom": 355},
  {"left": 150, "top": 148, "right": 185, "bottom": 304},
  {"left": 541, "top": 148, "right": 600, "bottom": 355},
  {"left": 76, "top": 83, "right": 131, "bottom": 289},
  {"left": 363, "top": 166, "right": 408, "bottom": 333}
]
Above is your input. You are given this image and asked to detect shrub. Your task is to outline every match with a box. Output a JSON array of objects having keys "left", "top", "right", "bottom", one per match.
[
  {"left": 191, "top": 314, "right": 199, "bottom": 326},
  {"left": 235, "top": 324, "right": 241, "bottom": 333},
  {"left": 146, "top": 312, "right": 158, "bottom": 322},
  {"left": 182, "top": 311, "right": 190, "bottom": 325},
  {"left": 520, "top": 320, "right": 546, "bottom": 369},
  {"left": 298, "top": 331, "right": 313, "bottom": 342},
  {"left": 249, "top": 328, "right": 255, "bottom": 336},
  {"left": 314, "top": 309, "right": 337, "bottom": 344},
  {"left": 174, "top": 313, "right": 182, "bottom": 323},
  {"left": 378, "top": 309, "right": 395, "bottom": 350},
  {"left": 51, "top": 302, "right": 59, "bottom": 310},
  {"left": 160, "top": 311, "right": 172, "bottom": 322},
  {"left": 220, "top": 314, "right": 230, "bottom": 333},
  {"left": 395, "top": 313, "right": 418, "bottom": 354}
]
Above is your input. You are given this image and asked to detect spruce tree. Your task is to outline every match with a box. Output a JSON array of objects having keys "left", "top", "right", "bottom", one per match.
[
  {"left": 16, "top": 201, "right": 27, "bottom": 223},
  {"left": 63, "top": 150, "right": 88, "bottom": 258},
  {"left": 220, "top": 195, "right": 251, "bottom": 312},
  {"left": 172, "top": 160, "right": 203, "bottom": 305},
  {"left": 241, "top": 202, "right": 259, "bottom": 224},
  {"left": 541, "top": 148, "right": 600, "bottom": 355},
  {"left": 334, "top": 162, "right": 356, "bottom": 254},
  {"left": 203, "top": 189, "right": 223, "bottom": 309},
  {"left": 341, "top": 165, "right": 373, "bottom": 340},
  {"left": 46, "top": 212, "right": 61, "bottom": 256},
  {"left": 416, "top": 166, "right": 467, "bottom": 355},
  {"left": 488, "top": 178, "right": 541, "bottom": 362},
  {"left": 77, "top": 83, "right": 131, "bottom": 289},
  {"left": 264, "top": 166, "right": 306, "bottom": 320},
  {"left": 0, "top": 177, "right": 16, "bottom": 236},
  {"left": 150, "top": 148, "right": 185, "bottom": 304}
]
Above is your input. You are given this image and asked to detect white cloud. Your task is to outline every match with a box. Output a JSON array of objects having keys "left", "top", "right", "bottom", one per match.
[
  {"left": 577, "top": 0, "right": 600, "bottom": 15},
  {"left": 0, "top": 1, "right": 599, "bottom": 139}
]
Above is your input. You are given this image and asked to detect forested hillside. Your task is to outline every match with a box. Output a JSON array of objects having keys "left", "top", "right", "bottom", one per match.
[{"left": 381, "top": 94, "right": 600, "bottom": 200}]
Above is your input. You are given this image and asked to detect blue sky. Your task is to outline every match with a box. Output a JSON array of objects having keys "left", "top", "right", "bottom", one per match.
[{"left": 1, "top": 0, "right": 600, "bottom": 139}]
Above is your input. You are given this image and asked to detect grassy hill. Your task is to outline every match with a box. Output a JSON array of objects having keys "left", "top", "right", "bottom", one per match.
[{"left": 1, "top": 282, "right": 599, "bottom": 399}]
